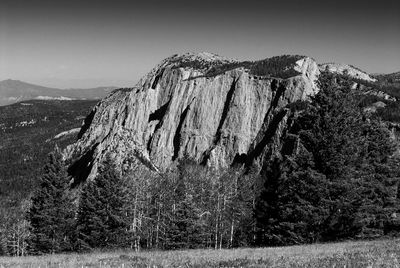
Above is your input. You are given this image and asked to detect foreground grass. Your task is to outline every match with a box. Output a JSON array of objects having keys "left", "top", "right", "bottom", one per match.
[{"left": 1, "top": 238, "right": 400, "bottom": 268}]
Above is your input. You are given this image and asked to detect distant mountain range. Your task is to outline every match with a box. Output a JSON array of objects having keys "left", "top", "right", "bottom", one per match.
[{"left": 0, "top": 79, "right": 116, "bottom": 106}]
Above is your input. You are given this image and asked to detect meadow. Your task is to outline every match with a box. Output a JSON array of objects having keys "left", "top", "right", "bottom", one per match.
[{"left": 1, "top": 238, "right": 399, "bottom": 268}]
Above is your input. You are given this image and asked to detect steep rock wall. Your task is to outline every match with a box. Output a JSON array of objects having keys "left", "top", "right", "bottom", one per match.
[{"left": 64, "top": 53, "right": 320, "bottom": 181}]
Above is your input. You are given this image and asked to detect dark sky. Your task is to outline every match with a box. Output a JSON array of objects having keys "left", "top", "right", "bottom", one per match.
[{"left": 1, "top": 0, "right": 399, "bottom": 88}]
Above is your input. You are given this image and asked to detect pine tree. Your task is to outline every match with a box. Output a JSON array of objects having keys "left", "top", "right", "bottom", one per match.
[
  {"left": 76, "top": 156, "right": 128, "bottom": 251},
  {"left": 122, "top": 166, "right": 155, "bottom": 251},
  {"left": 27, "top": 149, "right": 75, "bottom": 254},
  {"left": 163, "top": 171, "right": 195, "bottom": 249},
  {"left": 162, "top": 160, "right": 211, "bottom": 249},
  {"left": 256, "top": 154, "right": 332, "bottom": 245},
  {"left": 231, "top": 169, "right": 258, "bottom": 247}
]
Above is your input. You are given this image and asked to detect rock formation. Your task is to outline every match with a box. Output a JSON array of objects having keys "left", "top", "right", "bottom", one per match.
[
  {"left": 319, "top": 63, "right": 376, "bottom": 82},
  {"left": 65, "top": 52, "right": 320, "bottom": 182}
]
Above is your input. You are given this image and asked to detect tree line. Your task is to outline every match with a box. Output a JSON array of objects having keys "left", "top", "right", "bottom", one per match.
[{"left": 9, "top": 152, "right": 257, "bottom": 255}]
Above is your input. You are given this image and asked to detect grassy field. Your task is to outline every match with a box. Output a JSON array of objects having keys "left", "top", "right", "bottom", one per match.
[{"left": 1, "top": 238, "right": 399, "bottom": 267}]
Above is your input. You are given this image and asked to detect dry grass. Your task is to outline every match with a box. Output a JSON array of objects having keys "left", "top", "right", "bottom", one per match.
[{"left": 1, "top": 238, "right": 400, "bottom": 267}]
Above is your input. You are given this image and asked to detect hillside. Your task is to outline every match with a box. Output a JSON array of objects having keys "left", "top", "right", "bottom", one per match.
[
  {"left": 0, "top": 100, "right": 97, "bottom": 230},
  {"left": 373, "top": 71, "right": 400, "bottom": 83},
  {"left": 0, "top": 79, "right": 115, "bottom": 106}
]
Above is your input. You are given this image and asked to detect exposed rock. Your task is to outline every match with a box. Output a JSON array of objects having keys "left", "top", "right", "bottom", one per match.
[
  {"left": 45, "top": 128, "right": 81, "bottom": 143},
  {"left": 363, "top": 89, "right": 397, "bottom": 101},
  {"left": 54, "top": 128, "right": 81, "bottom": 139},
  {"left": 363, "top": 101, "right": 387, "bottom": 114},
  {"left": 64, "top": 53, "right": 320, "bottom": 181},
  {"left": 373, "top": 101, "right": 387, "bottom": 108},
  {"left": 319, "top": 63, "right": 377, "bottom": 82}
]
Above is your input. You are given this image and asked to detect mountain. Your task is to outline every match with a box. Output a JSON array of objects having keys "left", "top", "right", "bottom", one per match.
[
  {"left": 64, "top": 52, "right": 321, "bottom": 182},
  {"left": 65, "top": 53, "right": 397, "bottom": 183},
  {"left": 1, "top": 53, "right": 398, "bottom": 243},
  {"left": 0, "top": 79, "right": 115, "bottom": 106}
]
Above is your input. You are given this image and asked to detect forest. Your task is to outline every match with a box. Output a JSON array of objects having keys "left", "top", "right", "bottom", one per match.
[
  {"left": 174, "top": 55, "right": 304, "bottom": 79},
  {"left": 2, "top": 72, "right": 400, "bottom": 256},
  {"left": 0, "top": 100, "right": 97, "bottom": 256}
]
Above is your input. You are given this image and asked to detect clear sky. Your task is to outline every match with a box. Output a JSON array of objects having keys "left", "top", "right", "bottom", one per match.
[{"left": 1, "top": 0, "right": 399, "bottom": 88}]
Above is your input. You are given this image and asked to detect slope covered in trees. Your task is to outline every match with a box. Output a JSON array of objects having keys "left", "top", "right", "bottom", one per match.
[
  {"left": 256, "top": 72, "right": 400, "bottom": 245},
  {"left": 0, "top": 100, "right": 97, "bottom": 255},
  {"left": 0, "top": 100, "right": 97, "bottom": 200},
  {"left": 173, "top": 54, "right": 304, "bottom": 79}
]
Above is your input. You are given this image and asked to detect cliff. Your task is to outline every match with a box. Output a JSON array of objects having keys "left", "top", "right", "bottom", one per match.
[{"left": 64, "top": 52, "right": 320, "bottom": 181}]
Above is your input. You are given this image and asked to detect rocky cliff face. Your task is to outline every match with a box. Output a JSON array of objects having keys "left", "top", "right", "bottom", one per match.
[
  {"left": 64, "top": 52, "right": 320, "bottom": 181},
  {"left": 319, "top": 63, "right": 376, "bottom": 82}
]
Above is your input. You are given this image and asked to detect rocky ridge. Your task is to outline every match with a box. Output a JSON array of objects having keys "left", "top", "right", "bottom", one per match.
[
  {"left": 64, "top": 52, "right": 322, "bottom": 181},
  {"left": 319, "top": 63, "right": 377, "bottom": 82}
]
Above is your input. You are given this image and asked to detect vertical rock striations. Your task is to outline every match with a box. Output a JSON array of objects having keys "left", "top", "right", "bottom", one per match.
[{"left": 64, "top": 52, "right": 320, "bottom": 181}]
